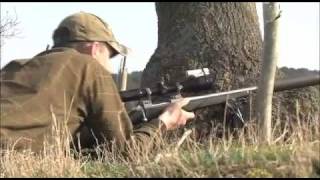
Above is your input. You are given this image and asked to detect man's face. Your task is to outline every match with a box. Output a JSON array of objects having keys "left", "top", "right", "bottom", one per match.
[
  {"left": 76, "top": 41, "right": 115, "bottom": 73},
  {"left": 94, "top": 42, "right": 114, "bottom": 73}
]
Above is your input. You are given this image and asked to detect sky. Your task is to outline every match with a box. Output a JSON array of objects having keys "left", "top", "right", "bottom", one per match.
[{"left": 1, "top": 2, "right": 319, "bottom": 73}]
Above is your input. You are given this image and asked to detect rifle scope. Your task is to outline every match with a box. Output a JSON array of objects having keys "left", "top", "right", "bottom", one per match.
[{"left": 120, "top": 75, "right": 215, "bottom": 102}]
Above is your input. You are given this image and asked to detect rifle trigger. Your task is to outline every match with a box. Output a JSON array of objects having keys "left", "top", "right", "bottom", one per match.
[
  {"left": 141, "top": 109, "right": 148, "bottom": 122},
  {"left": 145, "top": 88, "right": 152, "bottom": 102},
  {"left": 139, "top": 104, "right": 148, "bottom": 122},
  {"left": 236, "top": 108, "right": 244, "bottom": 124},
  {"left": 227, "top": 99, "right": 245, "bottom": 124}
]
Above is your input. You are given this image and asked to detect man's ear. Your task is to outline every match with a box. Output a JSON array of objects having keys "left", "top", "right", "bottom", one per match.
[
  {"left": 77, "top": 42, "right": 94, "bottom": 56},
  {"left": 90, "top": 42, "right": 100, "bottom": 58}
]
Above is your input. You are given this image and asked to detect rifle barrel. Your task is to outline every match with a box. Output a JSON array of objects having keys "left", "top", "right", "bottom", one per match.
[
  {"left": 128, "top": 75, "right": 320, "bottom": 124},
  {"left": 274, "top": 75, "right": 320, "bottom": 92},
  {"left": 184, "top": 86, "right": 257, "bottom": 111}
]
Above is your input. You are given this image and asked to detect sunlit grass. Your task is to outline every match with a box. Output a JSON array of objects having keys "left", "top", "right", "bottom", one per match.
[{"left": 1, "top": 103, "right": 319, "bottom": 178}]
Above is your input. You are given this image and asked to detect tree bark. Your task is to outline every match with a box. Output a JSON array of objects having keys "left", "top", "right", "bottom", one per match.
[
  {"left": 142, "top": 2, "right": 262, "bottom": 89},
  {"left": 140, "top": 2, "right": 319, "bottom": 140},
  {"left": 141, "top": 2, "right": 263, "bottom": 138}
]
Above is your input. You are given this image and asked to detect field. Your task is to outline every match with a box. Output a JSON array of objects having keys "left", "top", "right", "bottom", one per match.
[{"left": 1, "top": 108, "right": 319, "bottom": 178}]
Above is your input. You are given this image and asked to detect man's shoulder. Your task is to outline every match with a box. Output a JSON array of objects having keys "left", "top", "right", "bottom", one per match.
[
  {"left": 46, "top": 48, "right": 112, "bottom": 76},
  {"left": 3, "top": 47, "right": 94, "bottom": 68},
  {"left": 0, "top": 58, "right": 32, "bottom": 73},
  {"left": 1, "top": 47, "right": 109, "bottom": 77},
  {"left": 38, "top": 47, "right": 104, "bottom": 70},
  {"left": 43, "top": 47, "right": 94, "bottom": 63},
  {"left": 3, "top": 58, "right": 31, "bottom": 67}
]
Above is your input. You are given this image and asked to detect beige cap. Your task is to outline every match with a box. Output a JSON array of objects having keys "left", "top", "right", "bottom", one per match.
[{"left": 52, "top": 11, "right": 130, "bottom": 57}]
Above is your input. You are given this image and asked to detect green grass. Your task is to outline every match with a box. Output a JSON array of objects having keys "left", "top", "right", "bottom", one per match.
[
  {"left": 1, "top": 113, "right": 319, "bottom": 178},
  {"left": 60, "top": 140, "right": 318, "bottom": 178}
]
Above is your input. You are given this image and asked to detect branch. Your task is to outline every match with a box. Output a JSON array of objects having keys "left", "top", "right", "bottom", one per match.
[{"left": 0, "top": 9, "right": 21, "bottom": 47}]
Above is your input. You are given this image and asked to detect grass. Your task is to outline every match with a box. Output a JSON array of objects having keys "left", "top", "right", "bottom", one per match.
[{"left": 1, "top": 107, "right": 319, "bottom": 177}]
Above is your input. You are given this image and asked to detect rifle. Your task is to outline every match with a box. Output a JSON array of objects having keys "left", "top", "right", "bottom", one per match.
[{"left": 120, "top": 69, "right": 320, "bottom": 125}]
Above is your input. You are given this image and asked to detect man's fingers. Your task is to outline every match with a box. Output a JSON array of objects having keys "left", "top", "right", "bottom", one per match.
[
  {"left": 182, "top": 110, "right": 195, "bottom": 120},
  {"left": 160, "top": 97, "right": 195, "bottom": 130},
  {"left": 175, "top": 97, "right": 191, "bottom": 108}
]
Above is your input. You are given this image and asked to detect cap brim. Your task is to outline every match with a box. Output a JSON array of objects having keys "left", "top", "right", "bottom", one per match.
[{"left": 108, "top": 41, "right": 131, "bottom": 57}]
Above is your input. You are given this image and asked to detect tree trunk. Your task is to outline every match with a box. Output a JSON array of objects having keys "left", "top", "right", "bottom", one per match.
[
  {"left": 256, "top": 2, "right": 281, "bottom": 144},
  {"left": 142, "top": 2, "right": 262, "bottom": 89},
  {"left": 141, "top": 2, "right": 263, "bottom": 138}
]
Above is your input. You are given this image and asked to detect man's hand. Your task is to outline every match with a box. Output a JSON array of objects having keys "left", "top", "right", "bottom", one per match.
[{"left": 158, "top": 98, "right": 195, "bottom": 130}]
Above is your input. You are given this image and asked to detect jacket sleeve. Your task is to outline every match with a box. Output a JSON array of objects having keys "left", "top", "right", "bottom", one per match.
[{"left": 82, "top": 60, "right": 163, "bottom": 151}]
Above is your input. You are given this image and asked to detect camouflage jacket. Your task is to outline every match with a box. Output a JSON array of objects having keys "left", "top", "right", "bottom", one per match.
[{"left": 0, "top": 47, "right": 162, "bottom": 153}]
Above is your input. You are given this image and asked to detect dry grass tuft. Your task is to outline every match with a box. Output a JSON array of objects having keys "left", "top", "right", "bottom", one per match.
[{"left": 1, "top": 101, "right": 319, "bottom": 177}]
